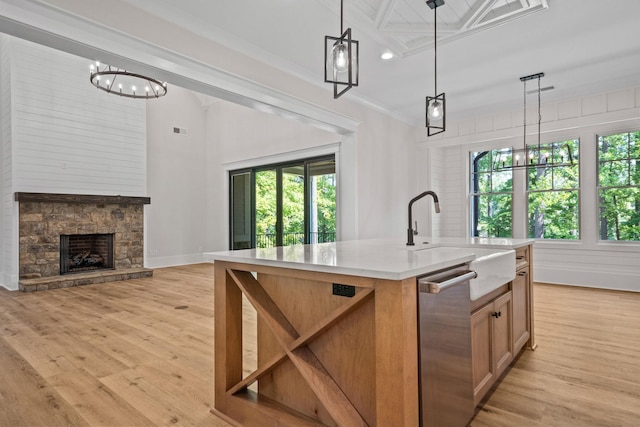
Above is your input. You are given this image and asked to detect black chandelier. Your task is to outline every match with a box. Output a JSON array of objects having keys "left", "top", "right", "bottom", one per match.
[
  {"left": 493, "top": 72, "right": 574, "bottom": 171},
  {"left": 89, "top": 61, "right": 167, "bottom": 99},
  {"left": 426, "top": 0, "right": 445, "bottom": 136},
  {"left": 324, "top": 0, "right": 359, "bottom": 99}
]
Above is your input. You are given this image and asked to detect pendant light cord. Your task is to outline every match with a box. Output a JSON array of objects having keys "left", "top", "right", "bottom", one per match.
[
  {"left": 433, "top": 6, "right": 437, "bottom": 95},
  {"left": 523, "top": 78, "right": 527, "bottom": 150},
  {"left": 340, "top": 0, "right": 344, "bottom": 34},
  {"left": 538, "top": 75, "right": 541, "bottom": 152}
]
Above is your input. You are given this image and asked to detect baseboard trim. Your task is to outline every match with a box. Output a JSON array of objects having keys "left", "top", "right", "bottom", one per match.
[
  {"left": 145, "top": 253, "right": 206, "bottom": 269},
  {"left": 534, "top": 265, "right": 639, "bottom": 292}
]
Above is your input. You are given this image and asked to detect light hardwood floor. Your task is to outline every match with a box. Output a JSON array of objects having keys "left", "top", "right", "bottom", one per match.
[{"left": 0, "top": 264, "right": 638, "bottom": 426}]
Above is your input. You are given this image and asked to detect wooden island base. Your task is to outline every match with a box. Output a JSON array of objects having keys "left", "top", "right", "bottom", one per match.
[
  {"left": 214, "top": 261, "right": 420, "bottom": 427},
  {"left": 211, "top": 240, "right": 535, "bottom": 427}
]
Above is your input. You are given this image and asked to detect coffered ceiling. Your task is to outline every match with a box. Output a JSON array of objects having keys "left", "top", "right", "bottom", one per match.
[
  {"left": 20, "top": 0, "right": 640, "bottom": 126},
  {"left": 319, "top": 0, "right": 549, "bottom": 57}
]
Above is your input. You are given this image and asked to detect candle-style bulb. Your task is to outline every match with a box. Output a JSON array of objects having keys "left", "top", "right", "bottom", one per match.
[
  {"left": 332, "top": 43, "right": 349, "bottom": 72},
  {"left": 427, "top": 100, "right": 444, "bottom": 121}
]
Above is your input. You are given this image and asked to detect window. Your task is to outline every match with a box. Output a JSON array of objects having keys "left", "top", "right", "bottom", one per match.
[
  {"left": 527, "top": 139, "right": 580, "bottom": 239},
  {"left": 470, "top": 149, "right": 513, "bottom": 237},
  {"left": 597, "top": 131, "right": 640, "bottom": 241},
  {"left": 229, "top": 156, "right": 336, "bottom": 249}
]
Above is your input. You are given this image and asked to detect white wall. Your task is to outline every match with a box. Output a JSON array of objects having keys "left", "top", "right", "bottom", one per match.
[
  {"left": 145, "top": 87, "right": 208, "bottom": 267},
  {"left": 0, "top": 35, "right": 147, "bottom": 290},
  {"left": 354, "top": 109, "right": 417, "bottom": 239},
  {"left": 428, "top": 145, "right": 467, "bottom": 238},
  {"left": 421, "top": 86, "right": 640, "bottom": 292},
  {"left": 0, "top": 34, "right": 10, "bottom": 288},
  {"left": 9, "top": 37, "right": 147, "bottom": 195}
]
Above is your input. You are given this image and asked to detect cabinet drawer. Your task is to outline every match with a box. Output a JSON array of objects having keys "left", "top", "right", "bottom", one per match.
[{"left": 515, "top": 247, "right": 529, "bottom": 270}]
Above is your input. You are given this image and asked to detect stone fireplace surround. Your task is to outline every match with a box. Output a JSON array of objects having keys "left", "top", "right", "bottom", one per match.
[{"left": 16, "top": 192, "right": 153, "bottom": 292}]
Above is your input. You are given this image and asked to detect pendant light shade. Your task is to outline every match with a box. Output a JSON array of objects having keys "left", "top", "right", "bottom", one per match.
[
  {"left": 324, "top": 0, "right": 359, "bottom": 99},
  {"left": 426, "top": 0, "right": 445, "bottom": 136}
]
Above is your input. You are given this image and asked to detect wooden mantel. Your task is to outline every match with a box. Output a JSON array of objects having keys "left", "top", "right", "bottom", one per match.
[{"left": 14, "top": 192, "right": 150, "bottom": 205}]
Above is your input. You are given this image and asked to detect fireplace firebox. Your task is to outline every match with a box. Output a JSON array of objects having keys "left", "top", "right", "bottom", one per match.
[{"left": 60, "top": 234, "right": 115, "bottom": 275}]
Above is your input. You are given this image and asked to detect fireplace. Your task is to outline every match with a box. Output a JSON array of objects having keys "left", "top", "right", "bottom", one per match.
[
  {"left": 16, "top": 192, "right": 153, "bottom": 291},
  {"left": 60, "top": 233, "right": 115, "bottom": 275}
]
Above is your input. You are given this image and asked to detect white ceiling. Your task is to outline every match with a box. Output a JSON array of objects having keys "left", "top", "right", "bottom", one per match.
[{"left": 115, "top": 0, "right": 640, "bottom": 124}]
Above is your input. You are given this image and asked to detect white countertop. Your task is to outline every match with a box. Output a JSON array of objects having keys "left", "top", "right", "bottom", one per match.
[
  {"left": 204, "top": 237, "right": 533, "bottom": 281},
  {"left": 410, "top": 236, "right": 533, "bottom": 250}
]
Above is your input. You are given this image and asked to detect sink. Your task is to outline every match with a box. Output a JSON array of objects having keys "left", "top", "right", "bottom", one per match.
[{"left": 468, "top": 249, "right": 516, "bottom": 301}]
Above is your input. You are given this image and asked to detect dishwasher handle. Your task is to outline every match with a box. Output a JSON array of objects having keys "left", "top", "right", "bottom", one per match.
[{"left": 419, "top": 271, "right": 477, "bottom": 294}]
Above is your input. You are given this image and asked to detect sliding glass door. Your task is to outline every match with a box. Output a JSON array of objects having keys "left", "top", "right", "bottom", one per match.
[{"left": 229, "top": 155, "right": 336, "bottom": 249}]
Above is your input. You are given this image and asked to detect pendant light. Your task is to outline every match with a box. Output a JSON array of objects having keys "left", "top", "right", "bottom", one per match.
[
  {"left": 426, "top": 0, "right": 445, "bottom": 136},
  {"left": 89, "top": 62, "right": 167, "bottom": 99},
  {"left": 493, "top": 72, "right": 574, "bottom": 171},
  {"left": 324, "top": 0, "right": 359, "bottom": 99}
]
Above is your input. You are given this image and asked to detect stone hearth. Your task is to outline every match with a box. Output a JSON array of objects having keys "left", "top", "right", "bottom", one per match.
[{"left": 16, "top": 192, "right": 153, "bottom": 292}]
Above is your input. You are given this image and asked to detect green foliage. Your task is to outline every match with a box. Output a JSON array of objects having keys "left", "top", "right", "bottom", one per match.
[
  {"left": 471, "top": 150, "right": 513, "bottom": 237},
  {"left": 528, "top": 190, "right": 579, "bottom": 239},
  {"left": 254, "top": 167, "right": 336, "bottom": 247},
  {"left": 255, "top": 170, "right": 277, "bottom": 235},
  {"left": 599, "top": 188, "right": 640, "bottom": 241},
  {"left": 314, "top": 175, "right": 337, "bottom": 234},
  {"left": 526, "top": 140, "right": 580, "bottom": 239},
  {"left": 598, "top": 131, "right": 640, "bottom": 241},
  {"left": 475, "top": 194, "right": 512, "bottom": 238},
  {"left": 282, "top": 171, "right": 304, "bottom": 234}
]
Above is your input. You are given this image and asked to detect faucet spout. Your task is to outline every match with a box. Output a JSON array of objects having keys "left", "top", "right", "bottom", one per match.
[{"left": 407, "top": 191, "right": 440, "bottom": 246}]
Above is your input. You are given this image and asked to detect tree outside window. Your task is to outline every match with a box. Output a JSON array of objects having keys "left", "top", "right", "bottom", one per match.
[
  {"left": 470, "top": 149, "right": 513, "bottom": 237},
  {"left": 597, "top": 131, "right": 640, "bottom": 241},
  {"left": 527, "top": 139, "right": 580, "bottom": 239},
  {"left": 231, "top": 156, "right": 336, "bottom": 250}
]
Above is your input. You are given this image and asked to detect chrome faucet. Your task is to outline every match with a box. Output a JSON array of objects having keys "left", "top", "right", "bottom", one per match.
[{"left": 407, "top": 191, "right": 440, "bottom": 246}]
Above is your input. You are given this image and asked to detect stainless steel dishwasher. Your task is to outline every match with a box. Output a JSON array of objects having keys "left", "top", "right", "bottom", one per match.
[{"left": 417, "top": 264, "right": 477, "bottom": 427}]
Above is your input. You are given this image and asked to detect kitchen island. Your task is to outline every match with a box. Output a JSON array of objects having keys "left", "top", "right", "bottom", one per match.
[{"left": 206, "top": 237, "right": 534, "bottom": 426}]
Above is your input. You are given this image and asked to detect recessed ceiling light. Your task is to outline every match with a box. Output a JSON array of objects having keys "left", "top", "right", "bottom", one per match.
[{"left": 381, "top": 51, "right": 394, "bottom": 60}]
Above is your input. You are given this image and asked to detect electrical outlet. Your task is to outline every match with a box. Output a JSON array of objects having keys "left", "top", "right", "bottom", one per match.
[
  {"left": 173, "top": 127, "right": 188, "bottom": 135},
  {"left": 332, "top": 283, "right": 355, "bottom": 298}
]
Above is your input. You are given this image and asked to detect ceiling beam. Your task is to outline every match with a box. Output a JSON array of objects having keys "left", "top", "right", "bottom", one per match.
[
  {"left": 374, "top": 0, "right": 398, "bottom": 29},
  {"left": 0, "top": 0, "right": 360, "bottom": 134},
  {"left": 460, "top": 0, "right": 501, "bottom": 32},
  {"left": 383, "top": 23, "right": 460, "bottom": 34}
]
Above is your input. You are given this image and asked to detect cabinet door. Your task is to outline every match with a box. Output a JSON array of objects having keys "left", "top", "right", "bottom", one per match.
[
  {"left": 493, "top": 292, "right": 513, "bottom": 378},
  {"left": 512, "top": 269, "right": 530, "bottom": 353},
  {"left": 471, "top": 303, "right": 494, "bottom": 405}
]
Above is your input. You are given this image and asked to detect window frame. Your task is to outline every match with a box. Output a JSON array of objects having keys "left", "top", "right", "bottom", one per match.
[
  {"left": 229, "top": 154, "right": 336, "bottom": 250},
  {"left": 469, "top": 148, "right": 514, "bottom": 238},
  {"left": 525, "top": 138, "right": 581, "bottom": 240},
  {"left": 596, "top": 130, "right": 640, "bottom": 242}
]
